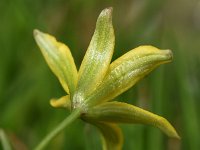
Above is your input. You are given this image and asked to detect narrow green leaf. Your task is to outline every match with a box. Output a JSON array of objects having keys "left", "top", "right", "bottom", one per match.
[
  {"left": 83, "top": 119, "right": 123, "bottom": 150},
  {"left": 0, "top": 129, "right": 12, "bottom": 150},
  {"left": 86, "top": 45, "right": 173, "bottom": 105},
  {"left": 84, "top": 101, "right": 180, "bottom": 139},
  {"left": 50, "top": 95, "right": 71, "bottom": 110},
  {"left": 34, "top": 30, "right": 78, "bottom": 95},
  {"left": 73, "top": 7, "right": 114, "bottom": 108}
]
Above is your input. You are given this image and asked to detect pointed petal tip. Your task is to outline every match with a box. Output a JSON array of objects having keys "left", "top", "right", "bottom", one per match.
[
  {"left": 104, "top": 7, "right": 113, "bottom": 13},
  {"left": 100, "top": 7, "right": 113, "bottom": 18},
  {"left": 106, "top": 7, "right": 113, "bottom": 12},
  {"left": 33, "top": 29, "right": 40, "bottom": 37},
  {"left": 138, "top": 45, "right": 173, "bottom": 62},
  {"left": 167, "top": 126, "right": 180, "bottom": 140},
  {"left": 158, "top": 117, "right": 180, "bottom": 140},
  {"left": 175, "top": 134, "right": 181, "bottom": 140},
  {"left": 162, "top": 49, "right": 173, "bottom": 61},
  {"left": 50, "top": 99, "right": 56, "bottom": 107},
  {"left": 171, "top": 130, "right": 181, "bottom": 140},
  {"left": 33, "top": 29, "right": 45, "bottom": 41},
  {"left": 50, "top": 98, "right": 60, "bottom": 108},
  {"left": 50, "top": 96, "right": 71, "bottom": 108}
]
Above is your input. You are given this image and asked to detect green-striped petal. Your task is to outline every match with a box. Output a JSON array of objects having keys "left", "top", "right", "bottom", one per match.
[
  {"left": 83, "top": 119, "right": 123, "bottom": 150},
  {"left": 50, "top": 95, "right": 71, "bottom": 110},
  {"left": 86, "top": 45, "right": 173, "bottom": 105},
  {"left": 73, "top": 7, "right": 114, "bottom": 108},
  {"left": 34, "top": 30, "right": 78, "bottom": 95},
  {"left": 83, "top": 101, "right": 180, "bottom": 139}
]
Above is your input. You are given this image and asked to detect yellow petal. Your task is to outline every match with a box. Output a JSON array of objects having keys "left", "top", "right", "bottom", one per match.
[
  {"left": 73, "top": 7, "right": 115, "bottom": 108},
  {"left": 34, "top": 30, "right": 78, "bottom": 95},
  {"left": 84, "top": 101, "right": 180, "bottom": 139},
  {"left": 83, "top": 119, "right": 123, "bottom": 150},
  {"left": 86, "top": 45, "right": 173, "bottom": 106},
  {"left": 50, "top": 95, "right": 71, "bottom": 110}
]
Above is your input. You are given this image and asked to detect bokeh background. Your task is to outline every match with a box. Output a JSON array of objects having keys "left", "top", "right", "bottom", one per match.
[{"left": 0, "top": 0, "right": 200, "bottom": 150}]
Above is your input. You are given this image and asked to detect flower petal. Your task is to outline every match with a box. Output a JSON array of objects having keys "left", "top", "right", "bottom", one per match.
[
  {"left": 83, "top": 101, "right": 180, "bottom": 139},
  {"left": 34, "top": 30, "right": 78, "bottom": 95},
  {"left": 73, "top": 7, "right": 114, "bottom": 107},
  {"left": 86, "top": 45, "right": 173, "bottom": 105},
  {"left": 83, "top": 119, "right": 123, "bottom": 150},
  {"left": 50, "top": 95, "right": 71, "bottom": 109}
]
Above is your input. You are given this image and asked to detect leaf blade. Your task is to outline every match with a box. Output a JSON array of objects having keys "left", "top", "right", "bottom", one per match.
[{"left": 0, "top": 129, "right": 12, "bottom": 150}]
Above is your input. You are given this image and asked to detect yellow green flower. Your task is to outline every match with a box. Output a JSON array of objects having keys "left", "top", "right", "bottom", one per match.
[{"left": 34, "top": 7, "right": 179, "bottom": 150}]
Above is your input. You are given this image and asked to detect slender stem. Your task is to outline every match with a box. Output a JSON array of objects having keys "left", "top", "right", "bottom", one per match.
[{"left": 34, "top": 109, "right": 81, "bottom": 150}]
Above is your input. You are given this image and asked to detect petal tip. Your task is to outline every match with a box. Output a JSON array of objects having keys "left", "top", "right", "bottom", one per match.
[
  {"left": 50, "top": 99, "right": 58, "bottom": 108},
  {"left": 33, "top": 29, "right": 40, "bottom": 37},
  {"left": 171, "top": 130, "right": 181, "bottom": 140},
  {"left": 106, "top": 7, "right": 113, "bottom": 13},
  {"left": 158, "top": 117, "right": 180, "bottom": 140},
  {"left": 162, "top": 49, "right": 173, "bottom": 61},
  {"left": 99, "top": 7, "right": 113, "bottom": 18}
]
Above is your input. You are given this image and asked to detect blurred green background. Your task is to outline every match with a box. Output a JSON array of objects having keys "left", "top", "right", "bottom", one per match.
[{"left": 0, "top": 0, "right": 200, "bottom": 149}]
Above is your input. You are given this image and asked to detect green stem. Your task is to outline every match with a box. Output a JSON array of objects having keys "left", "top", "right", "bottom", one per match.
[{"left": 34, "top": 109, "right": 81, "bottom": 150}]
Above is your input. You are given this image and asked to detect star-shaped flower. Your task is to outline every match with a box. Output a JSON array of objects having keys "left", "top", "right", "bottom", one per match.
[{"left": 34, "top": 7, "right": 179, "bottom": 150}]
